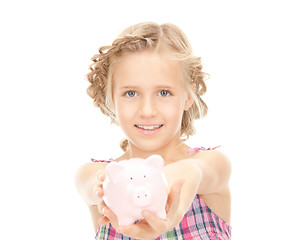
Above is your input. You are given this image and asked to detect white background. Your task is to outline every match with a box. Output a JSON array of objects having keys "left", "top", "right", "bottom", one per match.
[{"left": 1, "top": 0, "right": 304, "bottom": 239}]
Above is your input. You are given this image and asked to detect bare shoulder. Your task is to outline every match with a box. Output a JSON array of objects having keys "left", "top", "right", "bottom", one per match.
[
  {"left": 195, "top": 150, "right": 232, "bottom": 174},
  {"left": 75, "top": 161, "right": 107, "bottom": 192},
  {"left": 195, "top": 149, "right": 230, "bottom": 160},
  {"left": 194, "top": 150, "right": 232, "bottom": 222},
  {"left": 189, "top": 150, "right": 231, "bottom": 195},
  {"left": 75, "top": 161, "right": 107, "bottom": 178}
]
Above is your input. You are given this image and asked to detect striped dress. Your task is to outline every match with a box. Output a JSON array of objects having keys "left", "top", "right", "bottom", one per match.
[
  {"left": 95, "top": 194, "right": 231, "bottom": 240},
  {"left": 93, "top": 147, "right": 231, "bottom": 239}
]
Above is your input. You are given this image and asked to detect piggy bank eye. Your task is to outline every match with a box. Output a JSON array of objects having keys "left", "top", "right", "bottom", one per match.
[
  {"left": 144, "top": 175, "right": 146, "bottom": 178},
  {"left": 130, "top": 177, "right": 133, "bottom": 180}
]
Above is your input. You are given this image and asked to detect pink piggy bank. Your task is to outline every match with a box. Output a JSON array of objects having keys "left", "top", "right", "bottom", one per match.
[{"left": 103, "top": 155, "right": 168, "bottom": 226}]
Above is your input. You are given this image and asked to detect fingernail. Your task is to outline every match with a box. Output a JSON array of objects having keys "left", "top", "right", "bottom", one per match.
[
  {"left": 103, "top": 207, "right": 109, "bottom": 217},
  {"left": 97, "top": 174, "right": 103, "bottom": 180},
  {"left": 142, "top": 210, "right": 149, "bottom": 218}
]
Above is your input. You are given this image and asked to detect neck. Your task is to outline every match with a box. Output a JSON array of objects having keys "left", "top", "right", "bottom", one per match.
[{"left": 124, "top": 139, "right": 190, "bottom": 165}]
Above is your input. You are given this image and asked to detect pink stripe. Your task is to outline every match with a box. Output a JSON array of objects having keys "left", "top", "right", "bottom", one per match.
[
  {"left": 187, "top": 146, "right": 221, "bottom": 154},
  {"left": 205, "top": 204, "right": 217, "bottom": 240},
  {"left": 91, "top": 158, "right": 112, "bottom": 163}
]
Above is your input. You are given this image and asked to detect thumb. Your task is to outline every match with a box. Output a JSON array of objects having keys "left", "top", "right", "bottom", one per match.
[{"left": 166, "top": 179, "right": 185, "bottom": 215}]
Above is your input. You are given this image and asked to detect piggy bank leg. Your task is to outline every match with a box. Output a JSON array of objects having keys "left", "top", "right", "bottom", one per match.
[{"left": 156, "top": 209, "right": 167, "bottom": 220}]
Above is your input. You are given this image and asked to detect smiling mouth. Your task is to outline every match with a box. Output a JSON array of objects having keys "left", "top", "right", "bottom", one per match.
[{"left": 135, "top": 125, "right": 163, "bottom": 130}]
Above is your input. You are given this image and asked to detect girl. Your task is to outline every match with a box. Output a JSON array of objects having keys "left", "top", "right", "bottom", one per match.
[{"left": 75, "top": 22, "right": 232, "bottom": 240}]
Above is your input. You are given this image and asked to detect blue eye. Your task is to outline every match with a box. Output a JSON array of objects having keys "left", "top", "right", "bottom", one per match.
[
  {"left": 158, "top": 90, "right": 171, "bottom": 97},
  {"left": 125, "top": 91, "right": 137, "bottom": 97}
]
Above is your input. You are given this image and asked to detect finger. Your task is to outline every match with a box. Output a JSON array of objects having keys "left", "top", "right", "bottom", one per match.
[
  {"left": 116, "top": 222, "right": 148, "bottom": 239},
  {"left": 95, "top": 186, "right": 104, "bottom": 198},
  {"left": 98, "top": 216, "right": 110, "bottom": 225},
  {"left": 103, "top": 206, "right": 119, "bottom": 229},
  {"left": 166, "top": 179, "right": 185, "bottom": 220},
  {"left": 166, "top": 179, "right": 184, "bottom": 208},
  {"left": 98, "top": 201, "right": 106, "bottom": 214},
  {"left": 97, "top": 200, "right": 110, "bottom": 225},
  {"left": 141, "top": 210, "right": 168, "bottom": 233},
  {"left": 97, "top": 172, "right": 106, "bottom": 182}
]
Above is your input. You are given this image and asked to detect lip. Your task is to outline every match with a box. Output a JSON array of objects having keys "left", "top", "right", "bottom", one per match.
[{"left": 135, "top": 124, "right": 163, "bottom": 136}]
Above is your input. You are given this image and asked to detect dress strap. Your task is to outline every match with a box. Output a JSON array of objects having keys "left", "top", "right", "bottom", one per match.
[
  {"left": 187, "top": 145, "right": 221, "bottom": 154},
  {"left": 91, "top": 158, "right": 113, "bottom": 163},
  {"left": 91, "top": 146, "right": 221, "bottom": 162}
]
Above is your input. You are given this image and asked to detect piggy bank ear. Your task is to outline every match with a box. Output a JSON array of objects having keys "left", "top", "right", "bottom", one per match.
[
  {"left": 105, "top": 162, "right": 125, "bottom": 182},
  {"left": 144, "top": 155, "right": 164, "bottom": 170}
]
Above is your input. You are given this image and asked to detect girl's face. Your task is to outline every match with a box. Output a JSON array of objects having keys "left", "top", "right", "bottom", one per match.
[{"left": 112, "top": 51, "right": 192, "bottom": 154}]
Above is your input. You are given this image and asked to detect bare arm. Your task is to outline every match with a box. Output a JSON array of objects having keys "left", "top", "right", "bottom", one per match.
[
  {"left": 163, "top": 150, "right": 231, "bottom": 225},
  {"left": 181, "top": 150, "right": 232, "bottom": 194},
  {"left": 163, "top": 159, "right": 203, "bottom": 225}
]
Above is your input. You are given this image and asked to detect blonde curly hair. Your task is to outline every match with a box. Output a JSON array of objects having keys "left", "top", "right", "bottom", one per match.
[{"left": 86, "top": 22, "right": 209, "bottom": 151}]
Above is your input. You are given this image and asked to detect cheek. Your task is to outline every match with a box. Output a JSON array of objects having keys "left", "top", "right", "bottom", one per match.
[
  {"left": 115, "top": 101, "right": 136, "bottom": 125},
  {"left": 161, "top": 100, "right": 185, "bottom": 122}
]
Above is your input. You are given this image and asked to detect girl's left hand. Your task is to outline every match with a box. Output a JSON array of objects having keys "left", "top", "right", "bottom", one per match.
[{"left": 103, "top": 179, "right": 185, "bottom": 240}]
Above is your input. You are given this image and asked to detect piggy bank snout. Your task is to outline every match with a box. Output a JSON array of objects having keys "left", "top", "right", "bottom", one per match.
[{"left": 132, "top": 186, "right": 152, "bottom": 207}]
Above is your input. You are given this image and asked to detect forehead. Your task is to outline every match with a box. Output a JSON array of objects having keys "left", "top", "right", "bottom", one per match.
[{"left": 113, "top": 51, "right": 184, "bottom": 87}]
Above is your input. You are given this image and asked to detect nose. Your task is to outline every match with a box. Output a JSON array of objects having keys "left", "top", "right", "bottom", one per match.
[
  {"left": 139, "top": 96, "right": 157, "bottom": 117},
  {"left": 132, "top": 186, "right": 152, "bottom": 207}
]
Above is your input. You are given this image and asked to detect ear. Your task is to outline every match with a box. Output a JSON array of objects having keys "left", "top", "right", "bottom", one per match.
[
  {"left": 184, "top": 92, "right": 194, "bottom": 111},
  {"left": 144, "top": 155, "right": 164, "bottom": 170},
  {"left": 105, "top": 162, "right": 125, "bottom": 182}
]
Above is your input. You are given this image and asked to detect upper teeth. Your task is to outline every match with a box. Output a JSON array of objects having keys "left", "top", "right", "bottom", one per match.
[{"left": 137, "top": 125, "right": 162, "bottom": 130}]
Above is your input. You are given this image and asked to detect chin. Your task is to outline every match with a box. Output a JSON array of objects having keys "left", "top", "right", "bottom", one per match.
[{"left": 129, "top": 140, "right": 165, "bottom": 153}]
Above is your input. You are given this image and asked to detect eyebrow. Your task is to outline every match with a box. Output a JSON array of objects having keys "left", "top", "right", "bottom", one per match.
[
  {"left": 118, "top": 86, "right": 139, "bottom": 90},
  {"left": 155, "top": 85, "right": 177, "bottom": 89},
  {"left": 119, "top": 85, "right": 177, "bottom": 90}
]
